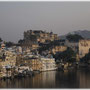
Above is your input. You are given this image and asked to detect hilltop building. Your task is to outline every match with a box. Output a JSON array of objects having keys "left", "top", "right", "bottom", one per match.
[
  {"left": 24, "top": 30, "right": 58, "bottom": 43},
  {"left": 65, "top": 39, "right": 90, "bottom": 59},
  {"left": 21, "top": 30, "right": 58, "bottom": 52},
  {"left": 79, "top": 39, "right": 90, "bottom": 58}
]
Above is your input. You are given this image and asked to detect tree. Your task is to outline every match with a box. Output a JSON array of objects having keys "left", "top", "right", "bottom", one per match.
[
  {"left": 38, "top": 40, "right": 60, "bottom": 54},
  {"left": 0, "top": 37, "right": 2, "bottom": 42},
  {"left": 80, "top": 51, "right": 90, "bottom": 63},
  {"left": 18, "top": 39, "right": 24, "bottom": 44},
  {"left": 66, "top": 34, "right": 83, "bottom": 42},
  {"left": 5, "top": 41, "right": 14, "bottom": 47},
  {"left": 54, "top": 47, "right": 76, "bottom": 63},
  {"left": 0, "top": 37, "right": 3, "bottom": 47}
]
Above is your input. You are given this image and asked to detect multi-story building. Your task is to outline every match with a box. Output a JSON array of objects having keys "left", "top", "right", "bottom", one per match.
[
  {"left": 79, "top": 39, "right": 90, "bottom": 58},
  {"left": 24, "top": 30, "right": 58, "bottom": 43},
  {"left": 0, "top": 50, "right": 17, "bottom": 78},
  {"left": 21, "top": 30, "right": 59, "bottom": 51},
  {"left": 40, "top": 56, "right": 57, "bottom": 71},
  {"left": 1, "top": 51, "right": 16, "bottom": 67},
  {"left": 23, "top": 54, "right": 57, "bottom": 71},
  {"left": 23, "top": 56, "right": 42, "bottom": 71},
  {"left": 21, "top": 40, "right": 39, "bottom": 51},
  {"left": 65, "top": 39, "right": 90, "bottom": 59}
]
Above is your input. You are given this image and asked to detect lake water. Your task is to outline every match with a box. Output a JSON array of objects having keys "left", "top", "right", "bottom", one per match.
[{"left": 0, "top": 69, "right": 90, "bottom": 88}]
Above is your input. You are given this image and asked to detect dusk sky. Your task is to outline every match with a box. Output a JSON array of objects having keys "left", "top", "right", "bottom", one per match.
[{"left": 0, "top": 2, "right": 90, "bottom": 43}]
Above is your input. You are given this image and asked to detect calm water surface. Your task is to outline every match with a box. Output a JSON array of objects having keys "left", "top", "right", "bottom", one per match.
[{"left": 0, "top": 69, "right": 90, "bottom": 88}]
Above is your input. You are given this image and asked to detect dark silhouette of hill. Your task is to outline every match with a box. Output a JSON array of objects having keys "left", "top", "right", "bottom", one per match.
[{"left": 59, "top": 30, "right": 90, "bottom": 39}]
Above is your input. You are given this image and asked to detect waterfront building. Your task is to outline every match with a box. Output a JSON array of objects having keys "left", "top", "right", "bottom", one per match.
[
  {"left": 23, "top": 54, "right": 57, "bottom": 72},
  {"left": 40, "top": 56, "right": 57, "bottom": 71},
  {"left": 0, "top": 50, "right": 16, "bottom": 78},
  {"left": 23, "top": 56, "right": 42, "bottom": 71},
  {"left": 2, "top": 50, "right": 16, "bottom": 67}
]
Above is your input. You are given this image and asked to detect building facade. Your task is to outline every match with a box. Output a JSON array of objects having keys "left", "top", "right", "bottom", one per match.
[
  {"left": 79, "top": 39, "right": 90, "bottom": 58},
  {"left": 49, "top": 46, "right": 67, "bottom": 54},
  {"left": 21, "top": 40, "right": 39, "bottom": 52},
  {"left": 23, "top": 56, "right": 42, "bottom": 71},
  {"left": 23, "top": 55, "right": 57, "bottom": 71},
  {"left": 24, "top": 30, "right": 58, "bottom": 43},
  {"left": 0, "top": 51, "right": 16, "bottom": 78},
  {"left": 40, "top": 57, "right": 57, "bottom": 71}
]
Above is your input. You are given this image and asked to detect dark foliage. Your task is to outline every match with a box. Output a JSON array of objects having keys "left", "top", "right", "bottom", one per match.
[
  {"left": 66, "top": 34, "right": 83, "bottom": 42},
  {"left": 0, "top": 37, "right": 2, "bottom": 42},
  {"left": 5, "top": 42, "right": 14, "bottom": 47},
  {"left": 80, "top": 51, "right": 90, "bottom": 63},
  {"left": 18, "top": 39, "right": 25, "bottom": 44},
  {"left": 53, "top": 47, "right": 76, "bottom": 63},
  {"left": 38, "top": 40, "right": 60, "bottom": 54}
]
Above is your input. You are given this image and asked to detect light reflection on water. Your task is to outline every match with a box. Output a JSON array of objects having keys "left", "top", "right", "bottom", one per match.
[{"left": 0, "top": 70, "right": 90, "bottom": 88}]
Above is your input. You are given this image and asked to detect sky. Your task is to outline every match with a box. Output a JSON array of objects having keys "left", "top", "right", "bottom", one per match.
[{"left": 0, "top": 2, "right": 90, "bottom": 43}]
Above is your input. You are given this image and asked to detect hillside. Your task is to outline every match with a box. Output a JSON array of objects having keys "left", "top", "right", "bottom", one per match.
[{"left": 59, "top": 30, "right": 90, "bottom": 39}]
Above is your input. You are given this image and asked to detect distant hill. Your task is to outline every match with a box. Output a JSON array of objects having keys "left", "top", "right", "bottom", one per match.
[{"left": 59, "top": 30, "right": 90, "bottom": 39}]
